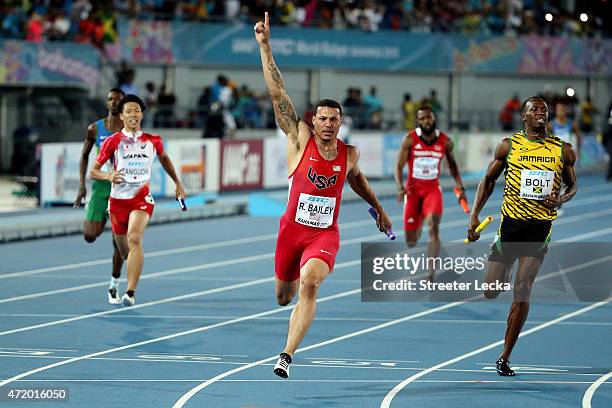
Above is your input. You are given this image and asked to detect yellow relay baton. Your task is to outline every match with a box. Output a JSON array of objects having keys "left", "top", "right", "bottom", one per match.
[{"left": 464, "top": 216, "right": 494, "bottom": 244}]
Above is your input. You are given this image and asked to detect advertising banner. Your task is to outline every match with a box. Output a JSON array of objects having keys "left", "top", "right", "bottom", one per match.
[
  {"left": 0, "top": 40, "right": 100, "bottom": 85},
  {"left": 263, "top": 133, "right": 289, "bottom": 188},
  {"left": 220, "top": 139, "right": 263, "bottom": 191},
  {"left": 114, "top": 18, "right": 612, "bottom": 74},
  {"left": 163, "top": 139, "right": 220, "bottom": 195}
]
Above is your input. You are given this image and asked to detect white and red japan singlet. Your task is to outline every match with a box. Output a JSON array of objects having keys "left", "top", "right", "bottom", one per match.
[{"left": 95, "top": 129, "right": 164, "bottom": 199}]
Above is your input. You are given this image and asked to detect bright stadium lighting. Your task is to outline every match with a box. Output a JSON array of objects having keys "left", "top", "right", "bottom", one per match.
[
  {"left": 580, "top": 13, "right": 588, "bottom": 22},
  {"left": 545, "top": 13, "right": 553, "bottom": 22},
  {"left": 566, "top": 87, "right": 575, "bottom": 97}
]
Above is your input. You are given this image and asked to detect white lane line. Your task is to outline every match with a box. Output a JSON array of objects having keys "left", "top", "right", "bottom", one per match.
[
  {"left": 170, "top": 253, "right": 612, "bottom": 407},
  {"left": 0, "top": 234, "right": 275, "bottom": 279},
  {"left": 0, "top": 227, "right": 390, "bottom": 304},
  {"left": 8, "top": 379, "right": 612, "bottom": 384},
  {"left": 380, "top": 298, "right": 612, "bottom": 408},
  {"left": 582, "top": 371, "right": 612, "bottom": 408},
  {"left": 559, "top": 227, "right": 612, "bottom": 242},
  {"left": 0, "top": 286, "right": 364, "bottom": 388},
  {"left": 0, "top": 277, "right": 275, "bottom": 337},
  {"left": 4, "top": 195, "right": 612, "bottom": 306},
  {"left": 0, "top": 211, "right": 402, "bottom": 280},
  {"left": 0, "top": 347, "right": 78, "bottom": 352},
  {"left": 1, "top": 355, "right": 606, "bottom": 377},
  {"left": 0, "top": 254, "right": 274, "bottom": 304},
  {"left": 474, "top": 363, "right": 594, "bottom": 369},
  {"left": 4, "top": 182, "right": 610, "bottom": 280},
  {"left": 3, "top": 314, "right": 611, "bottom": 327}
]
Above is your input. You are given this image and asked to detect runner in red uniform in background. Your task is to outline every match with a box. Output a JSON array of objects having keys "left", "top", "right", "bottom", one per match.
[
  {"left": 394, "top": 106, "right": 466, "bottom": 282},
  {"left": 255, "top": 12, "right": 392, "bottom": 378}
]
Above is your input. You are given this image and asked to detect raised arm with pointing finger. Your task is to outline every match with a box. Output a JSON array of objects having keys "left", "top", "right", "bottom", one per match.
[{"left": 255, "top": 12, "right": 311, "bottom": 172}]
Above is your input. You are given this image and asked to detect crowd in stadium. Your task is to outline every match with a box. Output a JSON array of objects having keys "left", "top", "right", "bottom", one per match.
[{"left": 1, "top": 0, "right": 609, "bottom": 44}]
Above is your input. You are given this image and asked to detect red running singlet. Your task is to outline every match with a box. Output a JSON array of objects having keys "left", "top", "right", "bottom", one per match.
[
  {"left": 405, "top": 128, "right": 448, "bottom": 189},
  {"left": 403, "top": 128, "right": 449, "bottom": 231},
  {"left": 275, "top": 136, "right": 348, "bottom": 282}
]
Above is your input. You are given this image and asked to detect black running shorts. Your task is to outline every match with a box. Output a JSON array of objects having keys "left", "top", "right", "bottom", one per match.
[{"left": 488, "top": 216, "right": 552, "bottom": 264}]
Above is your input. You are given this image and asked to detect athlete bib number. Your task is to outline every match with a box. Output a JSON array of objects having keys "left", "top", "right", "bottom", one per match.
[
  {"left": 295, "top": 193, "right": 336, "bottom": 228},
  {"left": 412, "top": 157, "right": 439, "bottom": 180},
  {"left": 520, "top": 170, "right": 555, "bottom": 200}
]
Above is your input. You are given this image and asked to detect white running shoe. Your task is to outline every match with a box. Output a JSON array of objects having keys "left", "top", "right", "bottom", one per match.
[
  {"left": 121, "top": 293, "right": 135, "bottom": 307},
  {"left": 108, "top": 287, "right": 121, "bottom": 305},
  {"left": 273, "top": 353, "right": 292, "bottom": 378}
]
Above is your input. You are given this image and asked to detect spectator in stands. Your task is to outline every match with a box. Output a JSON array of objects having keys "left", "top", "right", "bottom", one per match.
[
  {"left": 45, "top": 10, "right": 71, "bottom": 41},
  {"left": 196, "top": 86, "right": 212, "bottom": 128},
  {"left": 26, "top": 11, "right": 44, "bottom": 42},
  {"left": 119, "top": 69, "right": 139, "bottom": 96},
  {"left": 402, "top": 93, "right": 416, "bottom": 130},
  {"left": 210, "top": 75, "right": 237, "bottom": 137},
  {"left": 115, "top": 60, "right": 132, "bottom": 89},
  {"left": 233, "top": 85, "right": 261, "bottom": 129},
  {"left": 2, "top": 0, "right": 610, "bottom": 41},
  {"left": 343, "top": 87, "right": 364, "bottom": 128},
  {"left": 76, "top": 13, "right": 104, "bottom": 47},
  {"left": 142, "top": 81, "right": 158, "bottom": 128},
  {"left": 363, "top": 86, "right": 384, "bottom": 129},
  {"left": 499, "top": 94, "right": 521, "bottom": 131},
  {"left": 579, "top": 96, "right": 598, "bottom": 134},
  {"left": 203, "top": 101, "right": 225, "bottom": 138},
  {"left": 1, "top": 5, "right": 24, "bottom": 38},
  {"left": 156, "top": 84, "right": 177, "bottom": 128},
  {"left": 427, "top": 89, "right": 442, "bottom": 116}
]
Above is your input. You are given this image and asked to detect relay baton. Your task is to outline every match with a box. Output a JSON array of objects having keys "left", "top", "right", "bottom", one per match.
[
  {"left": 177, "top": 195, "right": 187, "bottom": 211},
  {"left": 464, "top": 216, "right": 493, "bottom": 244},
  {"left": 454, "top": 187, "right": 470, "bottom": 214},
  {"left": 368, "top": 207, "right": 396, "bottom": 241}
]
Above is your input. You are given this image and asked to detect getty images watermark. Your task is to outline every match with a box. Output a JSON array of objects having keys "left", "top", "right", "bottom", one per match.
[{"left": 361, "top": 242, "right": 612, "bottom": 302}]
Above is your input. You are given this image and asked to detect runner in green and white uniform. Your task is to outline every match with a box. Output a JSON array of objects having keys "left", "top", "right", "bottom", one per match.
[{"left": 74, "top": 88, "right": 126, "bottom": 304}]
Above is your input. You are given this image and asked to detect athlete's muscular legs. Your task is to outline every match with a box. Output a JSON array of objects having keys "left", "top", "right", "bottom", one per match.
[
  {"left": 282, "top": 258, "right": 330, "bottom": 357},
  {"left": 424, "top": 213, "right": 441, "bottom": 281},
  {"left": 83, "top": 220, "right": 105, "bottom": 243},
  {"left": 483, "top": 261, "right": 513, "bottom": 299},
  {"left": 405, "top": 228, "right": 422, "bottom": 247},
  {"left": 111, "top": 235, "right": 123, "bottom": 278},
  {"left": 113, "top": 234, "right": 130, "bottom": 259},
  {"left": 125, "top": 210, "right": 150, "bottom": 292},
  {"left": 501, "top": 256, "right": 541, "bottom": 361},
  {"left": 403, "top": 190, "right": 423, "bottom": 247},
  {"left": 276, "top": 278, "right": 298, "bottom": 306}
]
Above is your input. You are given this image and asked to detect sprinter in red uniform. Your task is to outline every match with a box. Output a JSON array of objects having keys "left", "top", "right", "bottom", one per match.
[
  {"left": 90, "top": 95, "right": 186, "bottom": 307},
  {"left": 255, "top": 12, "right": 392, "bottom": 378},
  {"left": 394, "top": 106, "right": 466, "bottom": 282}
]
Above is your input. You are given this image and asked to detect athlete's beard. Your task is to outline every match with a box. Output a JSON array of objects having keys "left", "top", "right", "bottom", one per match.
[{"left": 421, "top": 123, "right": 436, "bottom": 135}]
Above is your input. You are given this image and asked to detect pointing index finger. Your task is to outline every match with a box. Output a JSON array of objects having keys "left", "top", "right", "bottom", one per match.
[{"left": 264, "top": 11, "right": 269, "bottom": 29}]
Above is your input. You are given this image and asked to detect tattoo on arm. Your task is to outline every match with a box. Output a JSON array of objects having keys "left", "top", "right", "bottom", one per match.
[
  {"left": 261, "top": 42, "right": 300, "bottom": 144},
  {"left": 266, "top": 60, "right": 299, "bottom": 143},
  {"left": 273, "top": 94, "right": 298, "bottom": 133}
]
